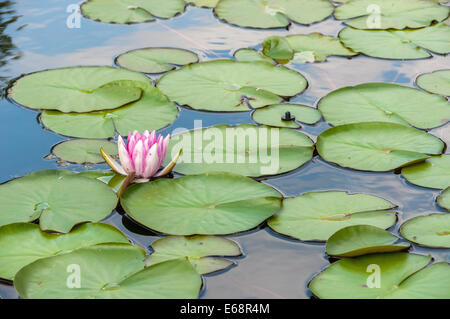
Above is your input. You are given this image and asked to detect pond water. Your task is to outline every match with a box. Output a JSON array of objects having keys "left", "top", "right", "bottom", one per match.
[{"left": 0, "top": 0, "right": 448, "bottom": 299}]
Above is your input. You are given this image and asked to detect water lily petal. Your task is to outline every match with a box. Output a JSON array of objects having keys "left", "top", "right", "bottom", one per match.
[
  {"left": 100, "top": 147, "right": 127, "bottom": 176},
  {"left": 143, "top": 143, "right": 160, "bottom": 178},
  {"left": 132, "top": 140, "right": 145, "bottom": 177},
  {"left": 118, "top": 136, "right": 134, "bottom": 173}
]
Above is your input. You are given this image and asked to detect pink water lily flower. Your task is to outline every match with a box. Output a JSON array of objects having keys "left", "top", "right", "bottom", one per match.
[{"left": 101, "top": 130, "right": 181, "bottom": 184}]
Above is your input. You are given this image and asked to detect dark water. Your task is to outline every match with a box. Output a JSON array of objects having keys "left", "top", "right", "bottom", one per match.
[{"left": 0, "top": 1, "right": 449, "bottom": 299}]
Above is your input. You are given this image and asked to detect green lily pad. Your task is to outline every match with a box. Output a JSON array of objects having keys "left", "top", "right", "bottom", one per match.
[
  {"left": 0, "top": 222, "right": 129, "bottom": 280},
  {"left": 309, "top": 253, "right": 450, "bottom": 299},
  {"left": 116, "top": 48, "right": 198, "bottom": 74},
  {"left": 187, "top": 0, "right": 219, "bottom": 8},
  {"left": 318, "top": 83, "right": 450, "bottom": 129},
  {"left": 121, "top": 172, "right": 282, "bottom": 235},
  {"left": 41, "top": 81, "right": 178, "bottom": 138},
  {"left": 0, "top": 170, "right": 117, "bottom": 233},
  {"left": 14, "top": 244, "right": 202, "bottom": 299},
  {"left": 147, "top": 235, "right": 242, "bottom": 274},
  {"left": 326, "top": 225, "right": 410, "bottom": 257},
  {"left": 51, "top": 139, "right": 117, "bottom": 164},
  {"left": 233, "top": 48, "right": 275, "bottom": 64},
  {"left": 214, "top": 0, "right": 333, "bottom": 29},
  {"left": 268, "top": 191, "right": 397, "bottom": 241},
  {"left": 437, "top": 187, "right": 450, "bottom": 211},
  {"left": 401, "top": 155, "right": 450, "bottom": 189},
  {"left": 81, "top": 0, "right": 186, "bottom": 24},
  {"left": 316, "top": 122, "right": 445, "bottom": 172},
  {"left": 252, "top": 104, "right": 321, "bottom": 128},
  {"left": 417, "top": 70, "right": 450, "bottom": 96},
  {"left": 165, "top": 124, "right": 314, "bottom": 177},
  {"left": 157, "top": 60, "right": 307, "bottom": 112},
  {"left": 400, "top": 214, "right": 450, "bottom": 248},
  {"left": 8, "top": 66, "right": 151, "bottom": 113},
  {"left": 334, "top": 0, "right": 449, "bottom": 30},
  {"left": 339, "top": 23, "right": 450, "bottom": 60},
  {"left": 262, "top": 33, "right": 357, "bottom": 63}
]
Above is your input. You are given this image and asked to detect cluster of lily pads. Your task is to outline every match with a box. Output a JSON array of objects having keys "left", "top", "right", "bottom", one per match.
[{"left": 1, "top": 0, "right": 450, "bottom": 299}]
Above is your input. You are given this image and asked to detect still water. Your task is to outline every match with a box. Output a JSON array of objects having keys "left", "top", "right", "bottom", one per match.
[{"left": 0, "top": 1, "right": 448, "bottom": 298}]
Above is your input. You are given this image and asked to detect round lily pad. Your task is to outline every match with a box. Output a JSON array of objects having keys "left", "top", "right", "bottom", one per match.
[
  {"left": 437, "top": 187, "right": 450, "bottom": 211},
  {"left": 233, "top": 48, "right": 275, "bottom": 64},
  {"left": 309, "top": 253, "right": 450, "bottom": 299},
  {"left": 14, "top": 243, "right": 202, "bottom": 299},
  {"left": 417, "top": 70, "right": 450, "bottom": 96},
  {"left": 8, "top": 66, "right": 151, "bottom": 113},
  {"left": 0, "top": 170, "right": 117, "bottom": 233},
  {"left": 316, "top": 122, "right": 445, "bottom": 172},
  {"left": 334, "top": 0, "right": 450, "bottom": 30},
  {"left": 318, "top": 83, "right": 450, "bottom": 129},
  {"left": 326, "top": 225, "right": 410, "bottom": 257},
  {"left": 267, "top": 191, "right": 397, "bottom": 241},
  {"left": 214, "top": 0, "right": 334, "bottom": 29},
  {"left": 262, "top": 33, "right": 357, "bottom": 63},
  {"left": 121, "top": 172, "right": 282, "bottom": 235},
  {"left": 400, "top": 214, "right": 450, "bottom": 248},
  {"left": 41, "top": 81, "right": 178, "bottom": 138},
  {"left": 116, "top": 48, "right": 199, "bottom": 74},
  {"left": 0, "top": 222, "right": 129, "bottom": 280},
  {"left": 51, "top": 139, "right": 117, "bottom": 164},
  {"left": 81, "top": 0, "right": 186, "bottom": 24},
  {"left": 401, "top": 155, "right": 450, "bottom": 190},
  {"left": 251, "top": 104, "right": 321, "bottom": 128},
  {"left": 339, "top": 23, "right": 450, "bottom": 60},
  {"left": 157, "top": 60, "right": 307, "bottom": 112},
  {"left": 147, "top": 235, "right": 242, "bottom": 274},
  {"left": 187, "top": 0, "right": 218, "bottom": 8},
  {"left": 165, "top": 124, "right": 314, "bottom": 177}
]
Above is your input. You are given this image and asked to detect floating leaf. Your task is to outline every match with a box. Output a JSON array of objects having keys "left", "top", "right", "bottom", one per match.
[
  {"left": 309, "top": 253, "right": 450, "bottom": 299},
  {"left": 187, "top": 0, "right": 219, "bottom": 8},
  {"left": 0, "top": 170, "right": 117, "bottom": 233},
  {"left": 326, "top": 225, "right": 410, "bottom": 257},
  {"left": 51, "top": 139, "right": 117, "bottom": 164},
  {"left": 318, "top": 83, "right": 450, "bottom": 129},
  {"left": 316, "top": 122, "right": 445, "bottom": 172},
  {"left": 401, "top": 155, "right": 450, "bottom": 190},
  {"left": 214, "top": 0, "right": 333, "bottom": 29},
  {"left": 252, "top": 104, "right": 321, "bottom": 128},
  {"left": 437, "top": 187, "right": 450, "bottom": 211},
  {"left": 268, "top": 191, "right": 397, "bottom": 241},
  {"left": 8, "top": 66, "right": 151, "bottom": 113},
  {"left": 157, "top": 60, "right": 307, "bottom": 112},
  {"left": 339, "top": 23, "right": 450, "bottom": 60},
  {"left": 81, "top": 0, "right": 186, "bottom": 24},
  {"left": 0, "top": 222, "right": 128, "bottom": 280},
  {"left": 147, "top": 235, "right": 241, "bottom": 274},
  {"left": 334, "top": 0, "right": 449, "bottom": 30},
  {"left": 233, "top": 48, "right": 275, "bottom": 64},
  {"left": 165, "top": 124, "right": 314, "bottom": 177},
  {"left": 116, "top": 48, "right": 198, "bottom": 74},
  {"left": 416, "top": 69, "right": 450, "bottom": 96},
  {"left": 41, "top": 82, "right": 178, "bottom": 138},
  {"left": 14, "top": 244, "right": 202, "bottom": 299},
  {"left": 400, "top": 214, "right": 450, "bottom": 248},
  {"left": 121, "top": 172, "right": 282, "bottom": 235},
  {"left": 262, "top": 33, "right": 357, "bottom": 63}
]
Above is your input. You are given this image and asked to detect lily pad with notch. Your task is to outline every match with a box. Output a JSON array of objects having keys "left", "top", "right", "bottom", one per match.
[
  {"left": 400, "top": 213, "right": 450, "bottom": 248},
  {"left": 316, "top": 122, "right": 445, "bottom": 172},
  {"left": 309, "top": 253, "right": 450, "bottom": 298},
  {"left": 116, "top": 48, "right": 199, "bottom": 74},
  {"left": 268, "top": 191, "right": 397, "bottom": 241},
  {"left": 147, "top": 235, "right": 242, "bottom": 274},
  {"left": 252, "top": 104, "right": 321, "bottom": 128},
  {"left": 51, "top": 139, "right": 118, "bottom": 164},
  {"left": 187, "top": 0, "right": 219, "bottom": 8},
  {"left": 0, "top": 170, "right": 117, "bottom": 233},
  {"left": 326, "top": 225, "right": 410, "bottom": 257},
  {"left": 401, "top": 155, "right": 450, "bottom": 190},
  {"left": 156, "top": 60, "right": 307, "bottom": 112},
  {"left": 233, "top": 48, "right": 275, "bottom": 64},
  {"left": 14, "top": 243, "right": 202, "bottom": 299},
  {"left": 121, "top": 172, "right": 282, "bottom": 235},
  {"left": 0, "top": 222, "right": 129, "bottom": 280}
]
